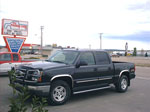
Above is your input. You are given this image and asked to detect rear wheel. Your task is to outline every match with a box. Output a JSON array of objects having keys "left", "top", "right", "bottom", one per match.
[
  {"left": 115, "top": 75, "right": 128, "bottom": 92},
  {"left": 48, "top": 80, "right": 71, "bottom": 105}
]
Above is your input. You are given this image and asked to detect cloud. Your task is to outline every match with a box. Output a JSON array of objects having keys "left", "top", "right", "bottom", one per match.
[
  {"left": 128, "top": 0, "right": 150, "bottom": 11},
  {"left": 105, "top": 31, "right": 150, "bottom": 42}
]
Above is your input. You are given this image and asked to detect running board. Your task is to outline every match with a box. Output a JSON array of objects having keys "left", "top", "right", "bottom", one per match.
[{"left": 73, "top": 86, "right": 111, "bottom": 94}]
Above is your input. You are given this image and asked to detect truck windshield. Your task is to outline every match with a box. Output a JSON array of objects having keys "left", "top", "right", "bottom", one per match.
[{"left": 47, "top": 51, "right": 79, "bottom": 64}]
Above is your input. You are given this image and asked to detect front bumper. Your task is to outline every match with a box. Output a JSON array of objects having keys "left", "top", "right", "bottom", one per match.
[{"left": 14, "top": 82, "right": 50, "bottom": 96}]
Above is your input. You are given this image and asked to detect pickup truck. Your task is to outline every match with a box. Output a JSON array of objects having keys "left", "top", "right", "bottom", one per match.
[
  {"left": 0, "top": 52, "right": 32, "bottom": 75},
  {"left": 11, "top": 49, "right": 136, "bottom": 105}
]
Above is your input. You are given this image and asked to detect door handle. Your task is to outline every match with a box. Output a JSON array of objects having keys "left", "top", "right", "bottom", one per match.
[
  {"left": 94, "top": 68, "right": 97, "bottom": 72},
  {"left": 108, "top": 67, "right": 111, "bottom": 70}
]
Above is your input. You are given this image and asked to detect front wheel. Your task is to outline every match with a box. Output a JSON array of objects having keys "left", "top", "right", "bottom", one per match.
[
  {"left": 115, "top": 75, "right": 128, "bottom": 92},
  {"left": 48, "top": 80, "right": 71, "bottom": 105}
]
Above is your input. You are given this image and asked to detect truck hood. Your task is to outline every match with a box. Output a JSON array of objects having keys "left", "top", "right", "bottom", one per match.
[{"left": 19, "top": 61, "right": 68, "bottom": 70}]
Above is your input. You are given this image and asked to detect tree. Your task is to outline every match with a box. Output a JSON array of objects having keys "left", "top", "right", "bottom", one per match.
[
  {"left": 145, "top": 52, "right": 148, "bottom": 57},
  {"left": 133, "top": 47, "right": 137, "bottom": 56},
  {"left": 8, "top": 70, "right": 48, "bottom": 112}
]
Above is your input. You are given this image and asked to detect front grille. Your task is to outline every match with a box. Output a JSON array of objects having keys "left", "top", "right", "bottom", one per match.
[
  {"left": 15, "top": 69, "right": 33, "bottom": 80},
  {"left": 15, "top": 69, "right": 27, "bottom": 79},
  {"left": 15, "top": 68, "right": 40, "bottom": 82}
]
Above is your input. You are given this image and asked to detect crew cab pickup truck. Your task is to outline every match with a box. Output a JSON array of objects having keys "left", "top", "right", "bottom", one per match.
[
  {"left": 0, "top": 52, "right": 32, "bottom": 75},
  {"left": 11, "top": 50, "right": 136, "bottom": 105}
]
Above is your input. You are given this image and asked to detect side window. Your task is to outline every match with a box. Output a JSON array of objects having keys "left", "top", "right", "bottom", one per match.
[
  {"left": 13, "top": 54, "right": 19, "bottom": 61},
  {"left": 95, "top": 52, "right": 110, "bottom": 65},
  {"left": 79, "top": 52, "right": 95, "bottom": 65},
  {"left": 0, "top": 54, "right": 11, "bottom": 61}
]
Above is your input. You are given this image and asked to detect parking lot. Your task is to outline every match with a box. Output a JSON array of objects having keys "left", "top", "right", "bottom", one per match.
[{"left": 0, "top": 66, "right": 150, "bottom": 112}]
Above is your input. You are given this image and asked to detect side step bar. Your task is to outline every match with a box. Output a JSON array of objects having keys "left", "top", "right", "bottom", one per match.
[{"left": 73, "top": 86, "right": 111, "bottom": 94}]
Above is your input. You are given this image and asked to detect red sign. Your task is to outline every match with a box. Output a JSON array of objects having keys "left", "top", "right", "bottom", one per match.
[{"left": 1, "top": 19, "right": 28, "bottom": 36}]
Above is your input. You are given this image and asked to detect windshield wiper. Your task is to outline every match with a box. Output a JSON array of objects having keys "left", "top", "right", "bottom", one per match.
[
  {"left": 45, "top": 60, "right": 68, "bottom": 64},
  {"left": 45, "top": 59, "right": 50, "bottom": 62},
  {"left": 51, "top": 61, "right": 68, "bottom": 64},
  {"left": 52, "top": 61, "right": 63, "bottom": 63}
]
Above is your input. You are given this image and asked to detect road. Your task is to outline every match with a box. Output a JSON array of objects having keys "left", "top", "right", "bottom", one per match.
[{"left": 0, "top": 66, "right": 150, "bottom": 112}]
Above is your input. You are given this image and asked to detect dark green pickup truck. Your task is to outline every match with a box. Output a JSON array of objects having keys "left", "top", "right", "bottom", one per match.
[{"left": 11, "top": 49, "right": 136, "bottom": 105}]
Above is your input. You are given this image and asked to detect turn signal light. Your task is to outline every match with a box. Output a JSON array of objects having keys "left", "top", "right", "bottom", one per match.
[{"left": 38, "top": 71, "right": 43, "bottom": 82}]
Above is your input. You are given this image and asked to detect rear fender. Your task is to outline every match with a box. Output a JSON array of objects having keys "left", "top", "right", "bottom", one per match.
[{"left": 119, "top": 70, "right": 130, "bottom": 86}]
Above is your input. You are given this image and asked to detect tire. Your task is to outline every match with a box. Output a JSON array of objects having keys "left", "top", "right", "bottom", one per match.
[
  {"left": 115, "top": 75, "right": 128, "bottom": 92},
  {"left": 48, "top": 80, "right": 71, "bottom": 105}
]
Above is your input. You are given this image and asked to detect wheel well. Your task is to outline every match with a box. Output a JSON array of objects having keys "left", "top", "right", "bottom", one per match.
[
  {"left": 51, "top": 77, "right": 73, "bottom": 89},
  {"left": 121, "top": 72, "right": 130, "bottom": 86}
]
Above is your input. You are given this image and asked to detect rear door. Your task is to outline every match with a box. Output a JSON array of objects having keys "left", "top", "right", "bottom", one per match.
[
  {"left": 12, "top": 53, "right": 19, "bottom": 62},
  {"left": 0, "top": 53, "right": 12, "bottom": 74},
  {"left": 11, "top": 53, "right": 22, "bottom": 67},
  {"left": 94, "top": 51, "right": 114, "bottom": 84}
]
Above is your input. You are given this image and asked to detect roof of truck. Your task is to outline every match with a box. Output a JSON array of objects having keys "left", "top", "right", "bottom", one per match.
[{"left": 62, "top": 49, "right": 107, "bottom": 52}]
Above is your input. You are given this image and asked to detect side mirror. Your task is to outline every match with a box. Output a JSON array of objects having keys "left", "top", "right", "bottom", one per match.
[{"left": 76, "top": 60, "right": 88, "bottom": 68}]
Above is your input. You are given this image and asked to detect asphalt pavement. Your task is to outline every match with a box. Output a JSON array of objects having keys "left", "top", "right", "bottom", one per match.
[{"left": 0, "top": 66, "right": 150, "bottom": 112}]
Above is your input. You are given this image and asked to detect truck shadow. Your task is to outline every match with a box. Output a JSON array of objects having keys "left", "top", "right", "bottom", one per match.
[{"left": 12, "top": 86, "right": 132, "bottom": 107}]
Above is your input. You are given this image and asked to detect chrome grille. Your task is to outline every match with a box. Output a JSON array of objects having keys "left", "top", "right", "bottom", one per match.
[{"left": 15, "top": 69, "right": 40, "bottom": 81}]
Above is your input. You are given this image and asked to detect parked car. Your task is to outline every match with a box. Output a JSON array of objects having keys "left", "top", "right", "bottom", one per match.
[
  {"left": 0, "top": 52, "right": 32, "bottom": 75},
  {"left": 10, "top": 49, "right": 136, "bottom": 105},
  {"left": 110, "top": 53, "right": 120, "bottom": 57}
]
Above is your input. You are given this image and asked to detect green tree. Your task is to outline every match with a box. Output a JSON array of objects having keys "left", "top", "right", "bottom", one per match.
[
  {"left": 133, "top": 47, "right": 137, "bottom": 56},
  {"left": 8, "top": 70, "right": 48, "bottom": 112}
]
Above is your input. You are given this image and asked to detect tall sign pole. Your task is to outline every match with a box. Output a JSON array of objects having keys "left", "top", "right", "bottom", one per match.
[
  {"left": 99, "top": 33, "right": 103, "bottom": 49},
  {"left": 1, "top": 19, "right": 28, "bottom": 53},
  {"left": 41, "top": 26, "right": 44, "bottom": 55}
]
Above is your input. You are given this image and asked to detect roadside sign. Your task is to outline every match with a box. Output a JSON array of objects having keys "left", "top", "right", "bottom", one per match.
[
  {"left": 3, "top": 36, "right": 26, "bottom": 53},
  {"left": 1, "top": 19, "right": 28, "bottom": 36}
]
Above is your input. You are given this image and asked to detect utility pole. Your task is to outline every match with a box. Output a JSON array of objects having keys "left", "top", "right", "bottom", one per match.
[
  {"left": 99, "top": 33, "right": 103, "bottom": 49},
  {"left": 89, "top": 44, "right": 91, "bottom": 49},
  {"left": 41, "top": 26, "right": 44, "bottom": 55},
  {"left": 125, "top": 42, "right": 128, "bottom": 56}
]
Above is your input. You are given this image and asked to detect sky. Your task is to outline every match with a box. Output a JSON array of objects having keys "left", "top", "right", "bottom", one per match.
[{"left": 0, "top": 0, "right": 150, "bottom": 50}]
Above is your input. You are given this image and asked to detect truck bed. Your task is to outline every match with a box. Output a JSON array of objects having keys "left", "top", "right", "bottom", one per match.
[{"left": 112, "top": 61, "right": 135, "bottom": 76}]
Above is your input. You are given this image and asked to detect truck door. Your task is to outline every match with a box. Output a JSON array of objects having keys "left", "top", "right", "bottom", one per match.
[
  {"left": 0, "top": 53, "right": 12, "bottom": 74},
  {"left": 94, "top": 51, "right": 114, "bottom": 84},
  {"left": 11, "top": 53, "right": 21, "bottom": 67},
  {"left": 73, "top": 52, "right": 99, "bottom": 88}
]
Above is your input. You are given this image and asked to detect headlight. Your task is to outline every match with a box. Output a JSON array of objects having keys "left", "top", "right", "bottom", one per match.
[
  {"left": 27, "top": 70, "right": 40, "bottom": 76},
  {"left": 27, "top": 70, "right": 43, "bottom": 82},
  {"left": 33, "top": 71, "right": 39, "bottom": 75}
]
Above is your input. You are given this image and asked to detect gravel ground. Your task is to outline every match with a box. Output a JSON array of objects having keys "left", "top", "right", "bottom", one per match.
[{"left": 112, "top": 56, "right": 150, "bottom": 67}]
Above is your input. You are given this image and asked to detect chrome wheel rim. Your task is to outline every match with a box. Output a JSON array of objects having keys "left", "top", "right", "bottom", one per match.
[
  {"left": 121, "top": 78, "right": 127, "bottom": 90},
  {"left": 53, "top": 86, "right": 66, "bottom": 102}
]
